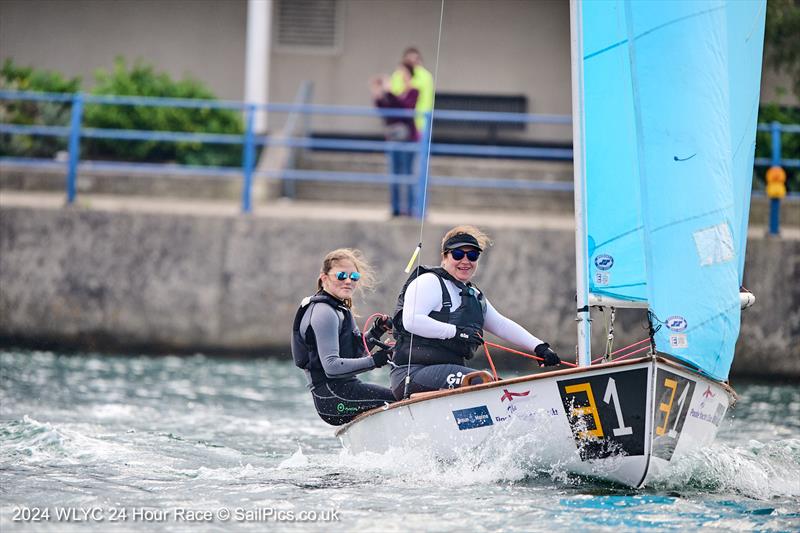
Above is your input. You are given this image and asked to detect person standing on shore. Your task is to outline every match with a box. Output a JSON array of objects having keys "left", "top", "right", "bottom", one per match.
[
  {"left": 391, "top": 47, "right": 434, "bottom": 137},
  {"left": 371, "top": 63, "right": 420, "bottom": 217}
]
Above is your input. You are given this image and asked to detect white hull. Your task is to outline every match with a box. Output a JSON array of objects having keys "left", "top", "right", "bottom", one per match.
[{"left": 336, "top": 356, "right": 734, "bottom": 488}]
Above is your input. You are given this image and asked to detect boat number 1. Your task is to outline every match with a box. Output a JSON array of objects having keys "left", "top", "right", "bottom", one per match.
[
  {"left": 564, "top": 377, "right": 633, "bottom": 439},
  {"left": 656, "top": 378, "right": 689, "bottom": 438}
]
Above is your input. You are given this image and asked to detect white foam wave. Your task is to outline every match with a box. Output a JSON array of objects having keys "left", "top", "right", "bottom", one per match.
[
  {"left": 193, "top": 462, "right": 272, "bottom": 480},
  {"left": 337, "top": 413, "right": 579, "bottom": 487},
  {"left": 0, "top": 415, "right": 67, "bottom": 459},
  {"left": 651, "top": 438, "right": 800, "bottom": 499},
  {"left": 278, "top": 445, "right": 309, "bottom": 469},
  {"left": 1, "top": 415, "right": 175, "bottom": 468},
  {"left": 336, "top": 413, "right": 800, "bottom": 496}
]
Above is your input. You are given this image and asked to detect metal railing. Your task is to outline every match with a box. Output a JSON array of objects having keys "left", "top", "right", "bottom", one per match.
[
  {"left": 1, "top": 90, "right": 797, "bottom": 220},
  {"left": 755, "top": 121, "right": 800, "bottom": 235},
  {"left": 0, "top": 89, "right": 572, "bottom": 217},
  {"left": 755, "top": 121, "right": 800, "bottom": 170}
]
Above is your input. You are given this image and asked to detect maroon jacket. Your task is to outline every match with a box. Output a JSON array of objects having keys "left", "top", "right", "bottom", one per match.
[{"left": 375, "top": 89, "right": 419, "bottom": 141}]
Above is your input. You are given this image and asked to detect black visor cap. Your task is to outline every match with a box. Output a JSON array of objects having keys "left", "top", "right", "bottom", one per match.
[{"left": 443, "top": 233, "right": 482, "bottom": 252}]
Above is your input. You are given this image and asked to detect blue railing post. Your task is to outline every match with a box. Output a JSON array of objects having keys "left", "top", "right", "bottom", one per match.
[
  {"left": 768, "top": 121, "right": 782, "bottom": 235},
  {"left": 413, "top": 111, "right": 432, "bottom": 219},
  {"left": 66, "top": 93, "right": 84, "bottom": 205},
  {"left": 241, "top": 104, "right": 256, "bottom": 214}
]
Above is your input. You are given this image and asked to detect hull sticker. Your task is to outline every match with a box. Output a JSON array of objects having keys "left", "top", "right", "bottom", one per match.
[
  {"left": 557, "top": 368, "right": 648, "bottom": 460},
  {"left": 452, "top": 405, "right": 494, "bottom": 431},
  {"left": 652, "top": 369, "right": 696, "bottom": 461}
]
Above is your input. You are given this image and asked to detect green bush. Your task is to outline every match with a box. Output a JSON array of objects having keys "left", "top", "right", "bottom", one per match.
[
  {"left": 82, "top": 58, "right": 244, "bottom": 166},
  {"left": 0, "top": 59, "right": 80, "bottom": 158},
  {"left": 755, "top": 103, "right": 800, "bottom": 193}
]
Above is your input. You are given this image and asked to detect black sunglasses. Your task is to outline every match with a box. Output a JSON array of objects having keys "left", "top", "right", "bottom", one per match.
[
  {"left": 449, "top": 248, "right": 481, "bottom": 261},
  {"left": 335, "top": 271, "right": 361, "bottom": 281}
]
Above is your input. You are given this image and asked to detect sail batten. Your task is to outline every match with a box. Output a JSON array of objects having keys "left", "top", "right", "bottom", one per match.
[{"left": 578, "top": 0, "right": 765, "bottom": 381}]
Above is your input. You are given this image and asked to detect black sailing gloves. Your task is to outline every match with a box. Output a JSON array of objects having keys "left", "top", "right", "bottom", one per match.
[
  {"left": 456, "top": 326, "right": 484, "bottom": 351},
  {"left": 367, "top": 315, "right": 393, "bottom": 367},
  {"left": 371, "top": 348, "right": 392, "bottom": 368},
  {"left": 366, "top": 315, "right": 393, "bottom": 350},
  {"left": 534, "top": 343, "right": 561, "bottom": 367},
  {"left": 370, "top": 315, "right": 393, "bottom": 334}
]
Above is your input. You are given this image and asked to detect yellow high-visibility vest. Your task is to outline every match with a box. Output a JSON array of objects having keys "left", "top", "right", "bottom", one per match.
[{"left": 390, "top": 65, "right": 434, "bottom": 132}]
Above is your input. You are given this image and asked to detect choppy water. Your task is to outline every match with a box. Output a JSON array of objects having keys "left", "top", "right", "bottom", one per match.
[{"left": 1, "top": 349, "right": 798, "bottom": 532}]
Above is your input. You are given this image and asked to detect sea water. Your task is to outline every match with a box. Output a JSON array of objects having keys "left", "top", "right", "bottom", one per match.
[{"left": 1, "top": 349, "right": 798, "bottom": 532}]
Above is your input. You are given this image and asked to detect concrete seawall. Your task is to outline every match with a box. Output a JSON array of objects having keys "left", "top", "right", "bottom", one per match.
[{"left": 1, "top": 195, "right": 798, "bottom": 378}]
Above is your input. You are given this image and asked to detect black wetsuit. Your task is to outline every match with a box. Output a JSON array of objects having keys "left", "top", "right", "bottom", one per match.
[
  {"left": 389, "top": 267, "right": 487, "bottom": 399},
  {"left": 291, "top": 291, "right": 395, "bottom": 425}
]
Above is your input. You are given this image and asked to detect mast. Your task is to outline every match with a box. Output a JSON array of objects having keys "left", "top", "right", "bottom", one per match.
[{"left": 570, "top": 0, "right": 592, "bottom": 367}]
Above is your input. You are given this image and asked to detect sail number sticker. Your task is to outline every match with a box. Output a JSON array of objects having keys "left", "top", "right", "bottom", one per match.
[
  {"left": 652, "top": 369, "right": 695, "bottom": 461},
  {"left": 557, "top": 369, "right": 647, "bottom": 460}
]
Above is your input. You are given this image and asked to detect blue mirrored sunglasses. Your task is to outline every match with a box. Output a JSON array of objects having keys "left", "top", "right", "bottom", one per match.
[
  {"left": 335, "top": 271, "right": 361, "bottom": 281},
  {"left": 449, "top": 248, "right": 481, "bottom": 261}
]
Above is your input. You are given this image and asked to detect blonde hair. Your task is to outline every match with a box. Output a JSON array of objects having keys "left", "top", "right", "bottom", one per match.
[
  {"left": 316, "top": 248, "right": 376, "bottom": 310},
  {"left": 440, "top": 225, "right": 492, "bottom": 258}
]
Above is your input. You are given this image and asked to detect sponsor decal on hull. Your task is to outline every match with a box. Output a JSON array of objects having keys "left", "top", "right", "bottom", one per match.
[
  {"left": 690, "top": 386, "right": 726, "bottom": 427},
  {"left": 452, "top": 406, "right": 494, "bottom": 431},
  {"left": 689, "top": 403, "right": 725, "bottom": 426},
  {"left": 493, "top": 389, "right": 557, "bottom": 423},
  {"left": 500, "top": 389, "right": 530, "bottom": 402}
]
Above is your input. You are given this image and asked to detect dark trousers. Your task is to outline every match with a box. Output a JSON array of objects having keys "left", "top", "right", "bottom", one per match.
[
  {"left": 311, "top": 378, "right": 395, "bottom": 426},
  {"left": 389, "top": 364, "right": 481, "bottom": 401},
  {"left": 388, "top": 150, "right": 415, "bottom": 216}
]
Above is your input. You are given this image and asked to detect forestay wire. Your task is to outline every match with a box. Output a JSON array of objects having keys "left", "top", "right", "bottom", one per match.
[{"left": 402, "top": 0, "right": 446, "bottom": 400}]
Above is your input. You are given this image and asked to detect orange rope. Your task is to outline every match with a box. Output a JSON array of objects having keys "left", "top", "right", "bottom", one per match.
[
  {"left": 610, "top": 337, "right": 649, "bottom": 355},
  {"left": 608, "top": 345, "right": 650, "bottom": 362},
  {"left": 361, "top": 313, "right": 385, "bottom": 354},
  {"left": 483, "top": 341, "right": 579, "bottom": 368},
  {"left": 592, "top": 338, "right": 651, "bottom": 364},
  {"left": 482, "top": 343, "right": 499, "bottom": 380},
  {"left": 367, "top": 320, "right": 653, "bottom": 371}
]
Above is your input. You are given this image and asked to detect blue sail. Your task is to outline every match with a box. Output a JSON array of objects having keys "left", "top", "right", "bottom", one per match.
[
  {"left": 581, "top": 0, "right": 765, "bottom": 380},
  {"left": 726, "top": 2, "right": 766, "bottom": 282},
  {"left": 584, "top": 0, "right": 646, "bottom": 303}
]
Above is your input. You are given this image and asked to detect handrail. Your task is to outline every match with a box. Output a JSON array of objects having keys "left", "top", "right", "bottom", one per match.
[{"left": 1, "top": 90, "right": 797, "bottom": 219}]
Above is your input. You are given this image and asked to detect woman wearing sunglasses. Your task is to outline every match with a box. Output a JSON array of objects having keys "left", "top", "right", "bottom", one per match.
[
  {"left": 291, "top": 248, "right": 395, "bottom": 425},
  {"left": 390, "top": 225, "right": 560, "bottom": 400}
]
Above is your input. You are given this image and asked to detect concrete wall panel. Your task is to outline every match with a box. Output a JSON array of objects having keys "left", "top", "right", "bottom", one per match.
[
  {"left": 0, "top": 0, "right": 247, "bottom": 100},
  {"left": 1, "top": 205, "right": 797, "bottom": 378}
]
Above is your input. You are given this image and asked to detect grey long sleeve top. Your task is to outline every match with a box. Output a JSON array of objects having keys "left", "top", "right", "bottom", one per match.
[{"left": 300, "top": 302, "right": 376, "bottom": 384}]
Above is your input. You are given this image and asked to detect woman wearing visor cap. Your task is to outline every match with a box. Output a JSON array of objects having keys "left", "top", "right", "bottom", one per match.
[
  {"left": 291, "top": 248, "right": 395, "bottom": 425},
  {"left": 390, "top": 225, "right": 560, "bottom": 400}
]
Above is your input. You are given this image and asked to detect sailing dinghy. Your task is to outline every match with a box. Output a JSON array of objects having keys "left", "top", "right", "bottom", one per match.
[{"left": 336, "top": 0, "right": 766, "bottom": 488}]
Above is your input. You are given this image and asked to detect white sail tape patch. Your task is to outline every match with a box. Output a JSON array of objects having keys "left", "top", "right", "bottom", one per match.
[{"left": 693, "top": 223, "right": 734, "bottom": 267}]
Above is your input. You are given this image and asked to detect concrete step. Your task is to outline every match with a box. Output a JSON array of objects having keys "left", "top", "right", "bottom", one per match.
[
  {"left": 300, "top": 150, "right": 574, "bottom": 180},
  {"left": 0, "top": 163, "right": 243, "bottom": 201},
  {"left": 2, "top": 159, "right": 797, "bottom": 226},
  {"left": 289, "top": 151, "right": 575, "bottom": 213}
]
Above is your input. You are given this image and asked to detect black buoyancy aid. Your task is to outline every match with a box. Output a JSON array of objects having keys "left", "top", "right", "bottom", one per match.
[
  {"left": 392, "top": 266, "right": 486, "bottom": 366},
  {"left": 291, "top": 291, "right": 363, "bottom": 385}
]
